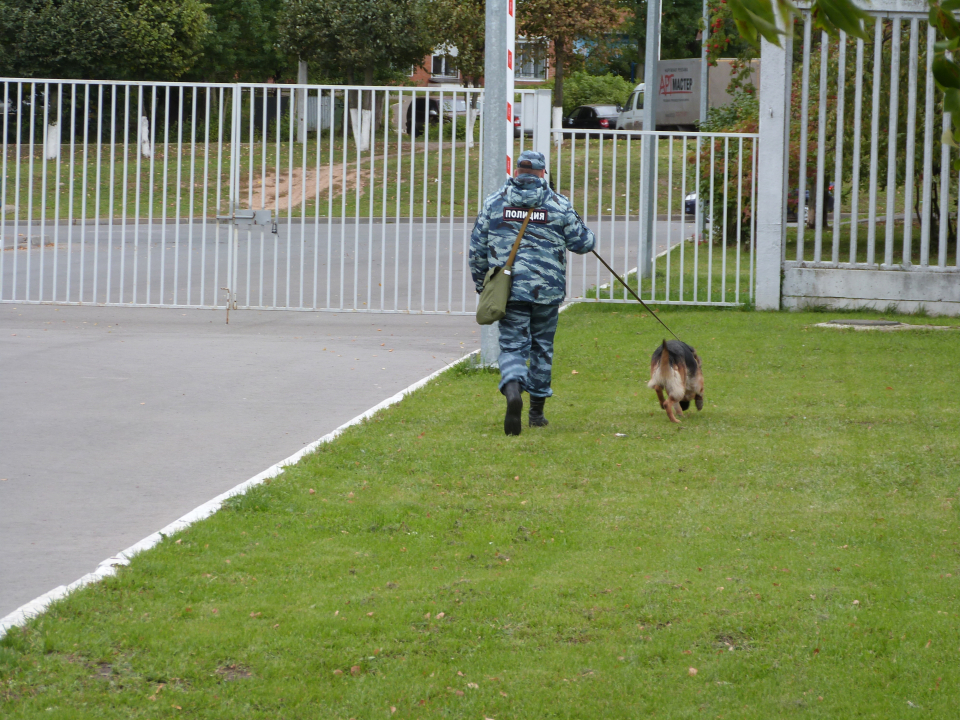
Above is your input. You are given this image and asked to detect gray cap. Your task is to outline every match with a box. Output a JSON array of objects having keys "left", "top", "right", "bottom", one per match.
[{"left": 517, "top": 150, "right": 546, "bottom": 171}]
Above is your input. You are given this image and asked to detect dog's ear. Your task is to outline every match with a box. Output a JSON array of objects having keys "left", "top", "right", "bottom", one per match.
[
  {"left": 695, "top": 395, "right": 704, "bottom": 411},
  {"left": 679, "top": 400, "right": 690, "bottom": 411}
]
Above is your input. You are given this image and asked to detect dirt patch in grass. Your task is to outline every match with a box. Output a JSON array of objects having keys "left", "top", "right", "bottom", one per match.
[
  {"left": 242, "top": 163, "right": 371, "bottom": 211},
  {"left": 216, "top": 664, "right": 253, "bottom": 681}
]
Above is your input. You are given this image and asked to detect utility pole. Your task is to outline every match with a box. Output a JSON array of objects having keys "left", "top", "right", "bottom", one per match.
[
  {"left": 480, "top": 0, "right": 516, "bottom": 365},
  {"left": 482, "top": 0, "right": 515, "bottom": 198},
  {"left": 639, "top": 0, "right": 661, "bottom": 280},
  {"left": 698, "top": 0, "right": 709, "bottom": 244},
  {"left": 700, "top": 0, "right": 709, "bottom": 125}
]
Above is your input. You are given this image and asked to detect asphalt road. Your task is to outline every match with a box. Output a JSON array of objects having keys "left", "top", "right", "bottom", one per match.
[
  {"left": 0, "top": 303, "right": 479, "bottom": 618},
  {"left": 1, "top": 219, "right": 696, "bottom": 310}
]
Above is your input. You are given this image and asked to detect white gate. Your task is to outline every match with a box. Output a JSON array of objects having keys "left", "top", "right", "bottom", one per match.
[
  {"left": 0, "top": 80, "right": 495, "bottom": 314},
  {"left": 1, "top": 77, "right": 758, "bottom": 313}
]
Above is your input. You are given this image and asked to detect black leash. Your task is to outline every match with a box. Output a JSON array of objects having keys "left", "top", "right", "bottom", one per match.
[{"left": 591, "top": 250, "right": 683, "bottom": 343}]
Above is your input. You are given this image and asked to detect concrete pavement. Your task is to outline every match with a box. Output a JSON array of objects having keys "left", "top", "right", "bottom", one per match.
[{"left": 0, "top": 304, "right": 478, "bottom": 617}]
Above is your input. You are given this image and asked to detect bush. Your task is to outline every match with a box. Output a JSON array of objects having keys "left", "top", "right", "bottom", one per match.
[
  {"left": 697, "top": 91, "right": 759, "bottom": 245},
  {"left": 699, "top": 90, "right": 759, "bottom": 134}
]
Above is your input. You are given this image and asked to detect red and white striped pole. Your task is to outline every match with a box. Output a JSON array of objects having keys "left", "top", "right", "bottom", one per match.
[{"left": 505, "top": 0, "right": 516, "bottom": 178}]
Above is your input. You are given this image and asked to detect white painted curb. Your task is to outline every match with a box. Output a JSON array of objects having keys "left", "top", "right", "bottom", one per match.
[{"left": 1, "top": 350, "right": 480, "bottom": 638}]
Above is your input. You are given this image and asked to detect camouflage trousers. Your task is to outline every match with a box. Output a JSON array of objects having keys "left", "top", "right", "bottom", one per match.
[{"left": 497, "top": 301, "right": 560, "bottom": 398}]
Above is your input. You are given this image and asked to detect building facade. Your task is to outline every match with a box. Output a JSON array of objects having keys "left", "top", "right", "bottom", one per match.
[{"left": 409, "top": 40, "right": 551, "bottom": 87}]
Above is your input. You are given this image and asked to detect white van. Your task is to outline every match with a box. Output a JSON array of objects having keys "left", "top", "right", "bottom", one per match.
[
  {"left": 616, "top": 59, "right": 758, "bottom": 131},
  {"left": 617, "top": 83, "right": 645, "bottom": 131}
]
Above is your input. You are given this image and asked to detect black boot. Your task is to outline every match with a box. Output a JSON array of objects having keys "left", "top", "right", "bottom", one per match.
[
  {"left": 529, "top": 396, "right": 548, "bottom": 427},
  {"left": 502, "top": 381, "right": 523, "bottom": 436}
]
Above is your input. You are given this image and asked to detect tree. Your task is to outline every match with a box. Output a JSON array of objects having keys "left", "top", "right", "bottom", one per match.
[
  {"left": 423, "top": 0, "right": 485, "bottom": 89},
  {"left": 188, "top": 0, "right": 291, "bottom": 82},
  {"left": 517, "top": 0, "right": 624, "bottom": 110},
  {"left": 0, "top": 0, "right": 210, "bottom": 80},
  {"left": 625, "top": 0, "right": 703, "bottom": 65},
  {"left": 278, "top": 0, "right": 433, "bottom": 87}
]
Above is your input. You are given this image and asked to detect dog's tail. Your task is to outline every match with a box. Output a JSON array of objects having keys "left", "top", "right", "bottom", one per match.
[{"left": 648, "top": 339, "right": 685, "bottom": 400}]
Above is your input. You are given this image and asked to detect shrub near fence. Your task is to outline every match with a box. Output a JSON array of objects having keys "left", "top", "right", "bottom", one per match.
[{"left": 698, "top": 92, "right": 758, "bottom": 245}]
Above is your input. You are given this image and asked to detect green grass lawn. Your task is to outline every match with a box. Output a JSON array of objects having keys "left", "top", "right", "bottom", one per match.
[
  {"left": 2, "top": 306, "right": 959, "bottom": 718},
  {"left": 588, "top": 235, "right": 754, "bottom": 306}
]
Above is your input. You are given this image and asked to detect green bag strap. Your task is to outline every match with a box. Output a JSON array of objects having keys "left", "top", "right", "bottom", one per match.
[{"left": 503, "top": 207, "right": 534, "bottom": 276}]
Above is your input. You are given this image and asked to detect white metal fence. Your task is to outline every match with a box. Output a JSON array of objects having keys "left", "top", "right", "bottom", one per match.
[
  {"left": 780, "top": 5, "right": 960, "bottom": 313},
  {"left": 552, "top": 127, "right": 758, "bottom": 306},
  {"left": 0, "top": 78, "right": 758, "bottom": 313}
]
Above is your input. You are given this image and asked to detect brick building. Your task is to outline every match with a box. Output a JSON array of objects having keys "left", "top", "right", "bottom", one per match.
[{"left": 408, "top": 40, "right": 551, "bottom": 87}]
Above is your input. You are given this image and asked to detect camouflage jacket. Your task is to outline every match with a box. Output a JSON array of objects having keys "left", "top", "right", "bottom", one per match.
[{"left": 469, "top": 176, "right": 596, "bottom": 305}]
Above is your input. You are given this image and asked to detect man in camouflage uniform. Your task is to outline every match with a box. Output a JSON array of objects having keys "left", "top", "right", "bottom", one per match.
[{"left": 469, "top": 150, "right": 596, "bottom": 436}]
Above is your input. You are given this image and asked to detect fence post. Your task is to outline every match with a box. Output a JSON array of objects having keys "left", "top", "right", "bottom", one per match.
[
  {"left": 533, "top": 88, "right": 552, "bottom": 171},
  {"left": 755, "top": 26, "right": 791, "bottom": 310},
  {"left": 639, "top": 0, "right": 661, "bottom": 280}
]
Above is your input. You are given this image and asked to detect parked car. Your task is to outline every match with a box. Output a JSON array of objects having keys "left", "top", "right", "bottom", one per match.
[
  {"left": 562, "top": 104, "right": 621, "bottom": 138},
  {"left": 512, "top": 111, "right": 534, "bottom": 138},
  {"left": 441, "top": 96, "right": 469, "bottom": 118},
  {"left": 684, "top": 185, "right": 834, "bottom": 219},
  {"left": 406, "top": 97, "right": 440, "bottom": 136}
]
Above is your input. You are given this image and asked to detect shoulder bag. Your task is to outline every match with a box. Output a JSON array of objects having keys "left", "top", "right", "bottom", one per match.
[{"left": 475, "top": 207, "right": 534, "bottom": 325}]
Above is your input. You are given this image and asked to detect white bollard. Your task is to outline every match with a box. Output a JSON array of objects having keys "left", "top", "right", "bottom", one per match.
[
  {"left": 44, "top": 122, "right": 61, "bottom": 160},
  {"left": 139, "top": 116, "right": 152, "bottom": 158},
  {"left": 349, "top": 108, "right": 371, "bottom": 152}
]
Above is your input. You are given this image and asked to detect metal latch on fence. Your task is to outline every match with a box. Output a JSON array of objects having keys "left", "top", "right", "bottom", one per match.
[
  {"left": 217, "top": 208, "right": 276, "bottom": 232},
  {"left": 216, "top": 208, "right": 277, "bottom": 323}
]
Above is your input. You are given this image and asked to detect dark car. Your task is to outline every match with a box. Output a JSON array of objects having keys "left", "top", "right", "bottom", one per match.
[
  {"left": 406, "top": 97, "right": 441, "bottom": 136},
  {"left": 684, "top": 185, "right": 834, "bottom": 219},
  {"left": 562, "top": 104, "right": 621, "bottom": 138}
]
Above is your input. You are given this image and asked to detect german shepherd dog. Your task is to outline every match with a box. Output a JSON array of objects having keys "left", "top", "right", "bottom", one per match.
[{"left": 647, "top": 340, "right": 704, "bottom": 423}]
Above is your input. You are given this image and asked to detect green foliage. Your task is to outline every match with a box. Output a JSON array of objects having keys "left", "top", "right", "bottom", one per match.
[
  {"left": 423, "top": 0, "right": 485, "bottom": 87},
  {"left": 699, "top": 89, "right": 759, "bottom": 133},
  {"left": 277, "top": 0, "right": 433, "bottom": 85},
  {"left": 931, "top": 0, "right": 960, "bottom": 163},
  {"left": 622, "top": 0, "right": 705, "bottom": 68},
  {"left": 554, "top": 71, "right": 633, "bottom": 115},
  {"left": 699, "top": 90, "right": 759, "bottom": 244},
  {"left": 0, "top": 0, "right": 211, "bottom": 80},
  {"left": 724, "top": 0, "right": 869, "bottom": 49},
  {"left": 188, "top": 0, "right": 291, "bottom": 82},
  {"left": 517, "top": 0, "right": 624, "bottom": 108}
]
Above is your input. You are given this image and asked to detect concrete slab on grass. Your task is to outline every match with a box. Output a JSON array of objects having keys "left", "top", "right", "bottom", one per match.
[{"left": 0, "top": 305, "right": 478, "bottom": 618}]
